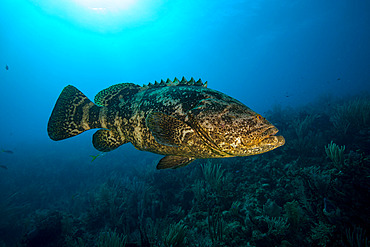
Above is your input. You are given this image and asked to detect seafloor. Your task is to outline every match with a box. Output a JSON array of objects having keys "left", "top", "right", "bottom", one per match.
[{"left": 0, "top": 94, "right": 369, "bottom": 247}]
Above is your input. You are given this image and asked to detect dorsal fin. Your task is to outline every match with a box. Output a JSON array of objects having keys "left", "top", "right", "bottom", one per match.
[
  {"left": 95, "top": 78, "right": 208, "bottom": 107},
  {"left": 143, "top": 77, "right": 208, "bottom": 89},
  {"left": 94, "top": 83, "right": 141, "bottom": 107},
  {"left": 189, "top": 77, "right": 195, "bottom": 85},
  {"left": 180, "top": 77, "right": 187, "bottom": 85}
]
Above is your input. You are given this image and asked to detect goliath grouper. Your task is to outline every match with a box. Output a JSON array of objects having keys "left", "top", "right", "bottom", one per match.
[{"left": 47, "top": 77, "right": 285, "bottom": 169}]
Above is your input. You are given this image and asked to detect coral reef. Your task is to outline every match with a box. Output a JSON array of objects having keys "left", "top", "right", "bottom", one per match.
[{"left": 0, "top": 94, "right": 369, "bottom": 246}]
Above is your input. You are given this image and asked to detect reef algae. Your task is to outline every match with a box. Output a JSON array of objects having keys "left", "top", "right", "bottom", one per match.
[{"left": 47, "top": 77, "right": 284, "bottom": 169}]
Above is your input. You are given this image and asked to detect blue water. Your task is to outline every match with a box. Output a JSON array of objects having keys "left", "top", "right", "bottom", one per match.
[
  {"left": 1, "top": 0, "right": 370, "bottom": 246},
  {"left": 1, "top": 0, "right": 369, "bottom": 149}
]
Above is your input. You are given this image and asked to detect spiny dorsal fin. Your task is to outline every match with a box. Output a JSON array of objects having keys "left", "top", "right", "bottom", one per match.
[
  {"left": 195, "top": 79, "right": 203, "bottom": 86},
  {"left": 94, "top": 83, "right": 140, "bottom": 107},
  {"left": 189, "top": 77, "right": 195, "bottom": 85},
  {"left": 180, "top": 76, "right": 187, "bottom": 84},
  {"left": 143, "top": 77, "right": 207, "bottom": 89}
]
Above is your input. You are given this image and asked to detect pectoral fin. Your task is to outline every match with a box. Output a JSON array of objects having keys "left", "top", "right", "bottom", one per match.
[
  {"left": 157, "top": 156, "right": 196, "bottom": 169},
  {"left": 146, "top": 112, "right": 194, "bottom": 147},
  {"left": 93, "top": 129, "right": 127, "bottom": 152}
]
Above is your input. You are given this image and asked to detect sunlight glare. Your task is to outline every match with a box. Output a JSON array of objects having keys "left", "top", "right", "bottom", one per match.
[
  {"left": 31, "top": 0, "right": 164, "bottom": 32},
  {"left": 74, "top": 0, "right": 136, "bottom": 13}
]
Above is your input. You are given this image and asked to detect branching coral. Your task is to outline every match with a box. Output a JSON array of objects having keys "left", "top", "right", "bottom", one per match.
[
  {"left": 192, "top": 180, "right": 206, "bottom": 202},
  {"left": 305, "top": 166, "right": 332, "bottom": 195},
  {"left": 86, "top": 180, "right": 128, "bottom": 231},
  {"left": 289, "top": 114, "right": 322, "bottom": 154},
  {"left": 98, "top": 230, "right": 127, "bottom": 247},
  {"left": 309, "top": 221, "right": 335, "bottom": 247},
  {"left": 293, "top": 114, "right": 319, "bottom": 139},
  {"left": 263, "top": 199, "right": 282, "bottom": 218},
  {"left": 284, "top": 200, "right": 303, "bottom": 229},
  {"left": 345, "top": 226, "right": 369, "bottom": 247},
  {"left": 331, "top": 97, "right": 370, "bottom": 135},
  {"left": 163, "top": 220, "right": 188, "bottom": 247},
  {"left": 229, "top": 201, "right": 243, "bottom": 217},
  {"left": 201, "top": 161, "right": 225, "bottom": 193},
  {"left": 325, "top": 141, "right": 345, "bottom": 169},
  {"left": 265, "top": 216, "right": 290, "bottom": 236},
  {"left": 207, "top": 210, "right": 225, "bottom": 245}
]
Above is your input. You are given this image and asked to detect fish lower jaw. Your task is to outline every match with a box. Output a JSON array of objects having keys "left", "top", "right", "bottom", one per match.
[
  {"left": 275, "top": 135, "right": 285, "bottom": 146},
  {"left": 260, "top": 135, "right": 285, "bottom": 147}
]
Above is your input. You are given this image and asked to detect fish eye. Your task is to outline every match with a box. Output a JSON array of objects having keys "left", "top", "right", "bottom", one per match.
[{"left": 256, "top": 114, "right": 263, "bottom": 120}]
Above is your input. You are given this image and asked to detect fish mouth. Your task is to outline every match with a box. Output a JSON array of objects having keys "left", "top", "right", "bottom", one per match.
[
  {"left": 260, "top": 135, "right": 285, "bottom": 147},
  {"left": 260, "top": 126, "right": 285, "bottom": 147},
  {"left": 262, "top": 126, "right": 279, "bottom": 137}
]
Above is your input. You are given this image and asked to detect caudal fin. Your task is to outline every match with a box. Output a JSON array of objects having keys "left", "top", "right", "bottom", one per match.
[{"left": 47, "top": 85, "right": 101, "bottom": 141}]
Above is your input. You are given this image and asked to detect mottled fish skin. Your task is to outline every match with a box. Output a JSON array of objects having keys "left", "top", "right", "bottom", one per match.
[
  {"left": 127, "top": 85, "right": 230, "bottom": 158},
  {"left": 47, "top": 78, "right": 285, "bottom": 169}
]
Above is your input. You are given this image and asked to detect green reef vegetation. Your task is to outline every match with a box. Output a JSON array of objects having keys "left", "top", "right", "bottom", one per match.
[{"left": 0, "top": 94, "right": 369, "bottom": 247}]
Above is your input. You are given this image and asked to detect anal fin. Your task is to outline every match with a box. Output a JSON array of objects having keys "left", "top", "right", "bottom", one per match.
[
  {"left": 93, "top": 129, "right": 127, "bottom": 152},
  {"left": 157, "top": 156, "right": 196, "bottom": 170}
]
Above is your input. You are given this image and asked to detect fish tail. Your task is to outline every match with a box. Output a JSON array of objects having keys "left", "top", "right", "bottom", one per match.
[{"left": 47, "top": 85, "right": 102, "bottom": 141}]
